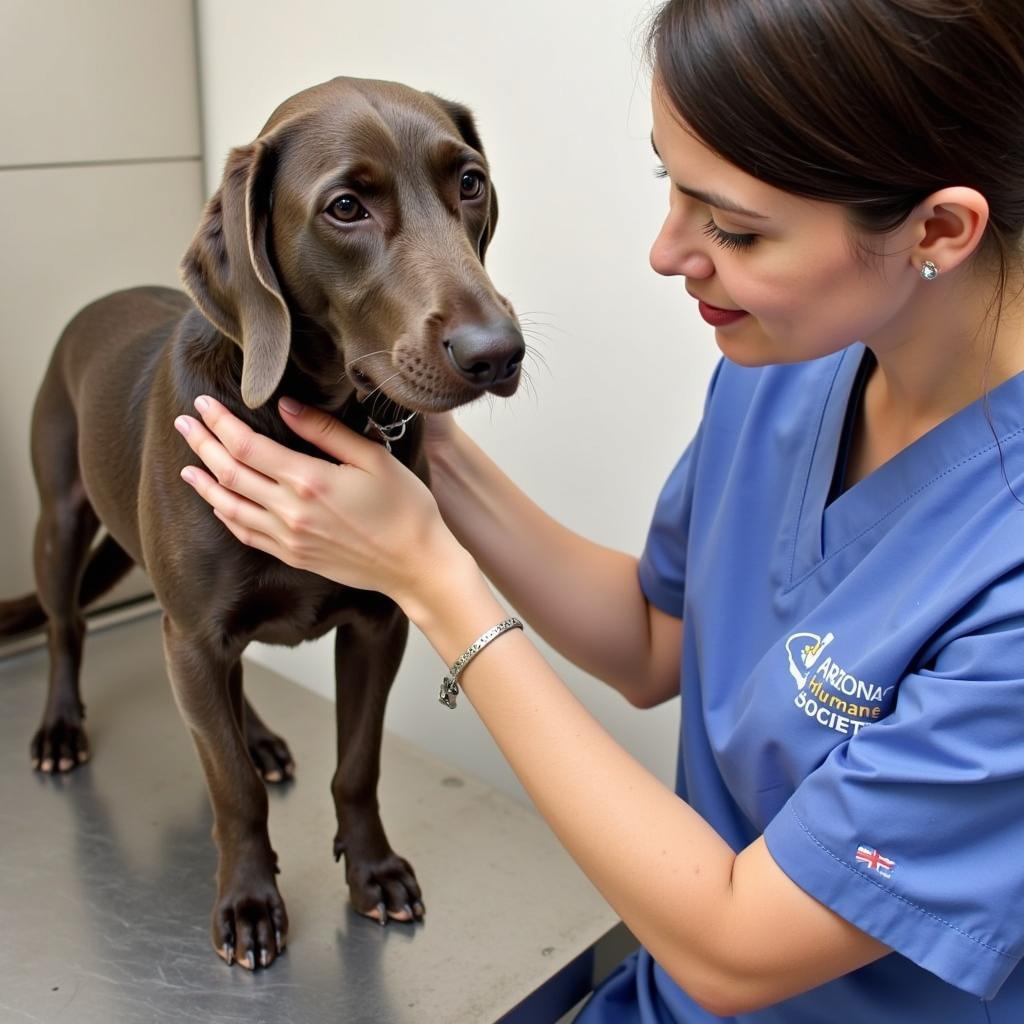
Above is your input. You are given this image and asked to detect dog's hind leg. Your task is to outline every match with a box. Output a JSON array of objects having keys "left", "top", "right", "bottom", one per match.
[
  {"left": 226, "top": 655, "right": 296, "bottom": 786},
  {"left": 28, "top": 376, "right": 104, "bottom": 773},
  {"left": 330, "top": 608, "right": 424, "bottom": 925},
  {"left": 163, "top": 618, "right": 287, "bottom": 970},
  {"left": 0, "top": 533, "right": 135, "bottom": 641},
  {"left": 78, "top": 534, "right": 136, "bottom": 607}
]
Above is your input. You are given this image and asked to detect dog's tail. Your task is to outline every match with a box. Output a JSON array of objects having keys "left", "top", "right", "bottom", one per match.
[
  {"left": 0, "top": 593, "right": 47, "bottom": 636},
  {"left": 0, "top": 535, "right": 136, "bottom": 638}
]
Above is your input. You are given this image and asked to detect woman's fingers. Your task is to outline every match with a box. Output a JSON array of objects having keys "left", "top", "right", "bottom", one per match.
[
  {"left": 190, "top": 395, "right": 315, "bottom": 484},
  {"left": 180, "top": 464, "right": 283, "bottom": 542},
  {"left": 182, "top": 463, "right": 303, "bottom": 566},
  {"left": 276, "top": 397, "right": 382, "bottom": 467},
  {"left": 175, "top": 414, "right": 281, "bottom": 507},
  {"left": 212, "top": 508, "right": 287, "bottom": 562},
  {"left": 187, "top": 394, "right": 383, "bottom": 497}
]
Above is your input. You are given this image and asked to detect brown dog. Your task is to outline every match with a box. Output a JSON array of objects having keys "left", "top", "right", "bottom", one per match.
[{"left": 0, "top": 77, "right": 523, "bottom": 970}]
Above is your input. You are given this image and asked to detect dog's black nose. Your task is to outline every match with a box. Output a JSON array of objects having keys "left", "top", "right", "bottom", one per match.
[{"left": 444, "top": 319, "right": 525, "bottom": 387}]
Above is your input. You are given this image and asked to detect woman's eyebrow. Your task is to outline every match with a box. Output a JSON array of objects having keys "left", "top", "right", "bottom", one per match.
[{"left": 650, "top": 133, "right": 769, "bottom": 220}]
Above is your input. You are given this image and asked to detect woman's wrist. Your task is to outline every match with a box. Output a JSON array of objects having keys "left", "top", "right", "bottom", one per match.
[{"left": 396, "top": 533, "right": 509, "bottom": 667}]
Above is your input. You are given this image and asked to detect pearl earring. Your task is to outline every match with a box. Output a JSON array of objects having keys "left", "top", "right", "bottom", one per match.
[{"left": 920, "top": 260, "right": 940, "bottom": 281}]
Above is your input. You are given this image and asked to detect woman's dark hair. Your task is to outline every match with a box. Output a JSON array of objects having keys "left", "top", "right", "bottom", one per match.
[{"left": 645, "top": 0, "right": 1024, "bottom": 275}]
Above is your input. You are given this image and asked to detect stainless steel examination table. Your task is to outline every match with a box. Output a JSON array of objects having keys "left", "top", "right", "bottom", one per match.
[{"left": 0, "top": 613, "right": 631, "bottom": 1023}]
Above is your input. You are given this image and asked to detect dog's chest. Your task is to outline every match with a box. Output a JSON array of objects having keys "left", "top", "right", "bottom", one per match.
[{"left": 229, "top": 570, "right": 394, "bottom": 647}]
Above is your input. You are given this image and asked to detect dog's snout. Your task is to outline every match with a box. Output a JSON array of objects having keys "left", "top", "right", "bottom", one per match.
[{"left": 443, "top": 319, "right": 525, "bottom": 388}]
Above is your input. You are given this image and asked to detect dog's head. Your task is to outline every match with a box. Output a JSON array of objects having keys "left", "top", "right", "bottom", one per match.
[{"left": 181, "top": 77, "right": 524, "bottom": 412}]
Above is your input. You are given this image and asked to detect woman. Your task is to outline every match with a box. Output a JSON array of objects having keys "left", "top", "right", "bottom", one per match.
[{"left": 174, "top": 1, "right": 1024, "bottom": 1018}]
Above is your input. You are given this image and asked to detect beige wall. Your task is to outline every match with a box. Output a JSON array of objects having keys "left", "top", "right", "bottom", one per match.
[
  {"left": 195, "top": 0, "right": 718, "bottom": 802},
  {"left": 0, "top": 0, "right": 204, "bottom": 618}
]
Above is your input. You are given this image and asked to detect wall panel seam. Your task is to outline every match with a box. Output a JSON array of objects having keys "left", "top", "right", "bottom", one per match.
[{"left": 0, "top": 156, "right": 201, "bottom": 173}]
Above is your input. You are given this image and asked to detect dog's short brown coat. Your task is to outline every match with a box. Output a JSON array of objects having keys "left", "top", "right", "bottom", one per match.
[{"left": 1, "top": 76, "right": 523, "bottom": 970}]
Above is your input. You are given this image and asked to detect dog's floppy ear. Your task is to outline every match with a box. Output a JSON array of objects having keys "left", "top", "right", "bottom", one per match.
[
  {"left": 427, "top": 95, "right": 499, "bottom": 263},
  {"left": 180, "top": 130, "right": 291, "bottom": 409}
]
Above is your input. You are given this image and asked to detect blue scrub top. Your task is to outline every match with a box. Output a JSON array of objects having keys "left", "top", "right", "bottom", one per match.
[{"left": 579, "top": 346, "right": 1024, "bottom": 1023}]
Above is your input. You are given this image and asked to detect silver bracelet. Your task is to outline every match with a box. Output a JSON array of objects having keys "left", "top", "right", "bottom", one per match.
[{"left": 438, "top": 617, "right": 524, "bottom": 710}]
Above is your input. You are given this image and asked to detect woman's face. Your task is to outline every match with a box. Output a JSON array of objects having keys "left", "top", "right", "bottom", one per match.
[{"left": 649, "top": 82, "right": 918, "bottom": 366}]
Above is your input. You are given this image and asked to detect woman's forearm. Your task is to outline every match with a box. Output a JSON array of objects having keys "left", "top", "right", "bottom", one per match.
[
  {"left": 427, "top": 425, "right": 679, "bottom": 706},
  {"left": 403, "top": 563, "right": 886, "bottom": 1017}
]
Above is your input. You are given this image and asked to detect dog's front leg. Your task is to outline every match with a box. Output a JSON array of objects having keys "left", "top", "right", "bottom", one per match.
[
  {"left": 162, "top": 615, "right": 288, "bottom": 968},
  {"left": 331, "top": 610, "right": 424, "bottom": 925}
]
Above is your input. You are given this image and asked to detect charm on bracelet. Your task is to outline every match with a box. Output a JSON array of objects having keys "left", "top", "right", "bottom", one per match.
[{"left": 439, "top": 676, "right": 460, "bottom": 710}]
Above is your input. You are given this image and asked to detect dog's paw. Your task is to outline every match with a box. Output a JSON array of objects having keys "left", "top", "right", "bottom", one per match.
[
  {"left": 243, "top": 710, "right": 295, "bottom": 784},
  {"left": 342, "top": 849, "right": 425, "bottom": 926},
  {"left": 247, "top": 734, "right": 295, "bottom": 784},
  {"left": 30, "top": 716, "right": 90, "bottom": 773},
  {"left": 213, "top": 887, "right": 289, "bottom": 970}
]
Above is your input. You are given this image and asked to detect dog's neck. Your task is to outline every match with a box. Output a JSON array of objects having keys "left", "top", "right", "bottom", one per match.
[{"left": 181, "top": 313, "right": 419, "bottom": 460}]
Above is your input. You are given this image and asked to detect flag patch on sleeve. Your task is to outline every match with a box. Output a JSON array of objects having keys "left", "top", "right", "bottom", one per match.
[{"left": 855, "top": 845, "right": 896, "bottom": 878}]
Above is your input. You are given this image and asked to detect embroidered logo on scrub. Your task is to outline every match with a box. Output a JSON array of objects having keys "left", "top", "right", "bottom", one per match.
[
  {"left": 856, "top": 845, "right": 896, "bottom": 878},
  {"left": 785, "top": 631, "right": 895, "bottom": 736}
]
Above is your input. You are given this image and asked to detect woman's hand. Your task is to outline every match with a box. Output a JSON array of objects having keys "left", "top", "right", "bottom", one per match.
[{"left": 173, "top": 395, "right": 469, "bottom": 612}]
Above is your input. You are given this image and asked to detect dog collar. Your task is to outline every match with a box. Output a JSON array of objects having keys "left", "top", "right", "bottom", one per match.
[{"left": 362, "top": 411, "right": 417, "bottom": 453}]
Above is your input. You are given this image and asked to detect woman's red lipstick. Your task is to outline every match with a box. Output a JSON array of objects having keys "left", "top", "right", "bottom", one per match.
[{"left": 697, "top": 300, "right": 748, "bottom": 327}]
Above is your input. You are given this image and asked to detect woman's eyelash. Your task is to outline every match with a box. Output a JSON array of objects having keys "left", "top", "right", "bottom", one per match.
[
  {"left": 655, "top": 165, "right": 758, "bottom": 250},
  {"left": 701, "top": 219, "right": 758, "bottom": 252}
]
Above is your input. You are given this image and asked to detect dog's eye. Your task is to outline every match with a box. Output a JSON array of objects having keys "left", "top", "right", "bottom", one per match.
[
  {"left": 327, "top": 195, "right": 369, "bottom": 223},
  {"left": 460, "top": 171, "right": 485, "bottom": 201}
]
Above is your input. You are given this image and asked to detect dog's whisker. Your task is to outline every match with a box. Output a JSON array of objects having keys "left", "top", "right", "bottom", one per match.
[
  {"left": 517, "top": 325, "right": 557, "bottom": 341},
  {"left": 515, "top": 309, "right": 560, "bottom": 320},
  {"left": 519, "top": 329, "right": 554, "bottom": 352},
  {"left": 523, "top": 348, "right": 552, "bottom": 378},
  {"left": 349, "top": 349, "right": 394, "bottom": 366},
  {"left": 519, "top": 368, "right": 540, "bottom": 408},
  {"left": 360, "top": 368, "right": 400, "bottom": 401},
  {"left": 518, "top": 332, "right": 553, "bottom": 347},
  {"left": 364, "top": 371, "right": 406, "bottom": 410},
  {"left": 516, "top": 313, "right": 566, "bottom": 334}
]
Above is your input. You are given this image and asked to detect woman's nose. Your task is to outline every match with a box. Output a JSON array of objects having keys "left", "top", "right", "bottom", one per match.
[{"left": 649, "top": 213, "right": 714, "bottom": 279}]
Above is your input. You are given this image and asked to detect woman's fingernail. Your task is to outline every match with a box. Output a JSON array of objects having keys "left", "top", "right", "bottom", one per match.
[
  {"left": 194, "top": 395, "right": 211, "bottom": 414},
  {"left": 180, "top": 467, "right": 196, "bottom": 485},
  {"left": 279, "top": 397, "right": 303, "bottom": 415},
  {"left": 174, "top": 416, "right": 191, "bottom": 436}
]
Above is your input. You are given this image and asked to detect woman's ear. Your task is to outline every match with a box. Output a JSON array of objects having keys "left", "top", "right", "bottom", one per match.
[{"left": 911, "top": 186, "right": 990, "bottom": 276}]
